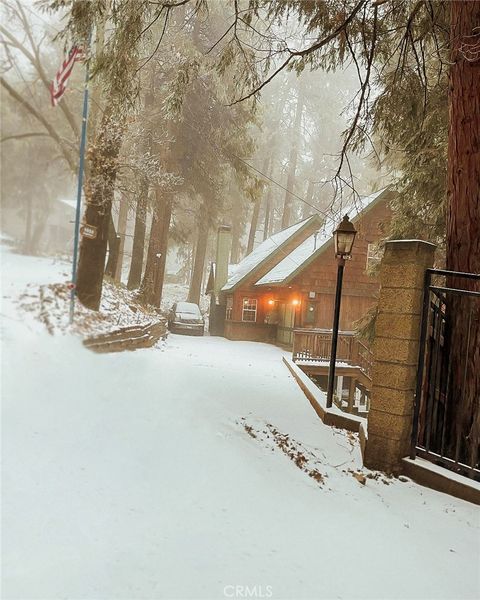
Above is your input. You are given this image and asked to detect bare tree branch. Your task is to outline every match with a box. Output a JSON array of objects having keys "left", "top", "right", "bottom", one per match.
[
  {"left": 229, "top": 0, "right": 368, "bottom": 105},
  {"left": 1, "top": 132, "right": 49, "bottom": 142},
  {"left": 0, "top": 3, "right": 80, "bottom": 138},
  {"left": 1, "top": 75, "right": 76, "bottom": 172}
]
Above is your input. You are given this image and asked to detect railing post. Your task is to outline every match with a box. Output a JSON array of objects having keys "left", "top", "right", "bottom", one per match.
[
  {"left": 364, "top": 240, "right": 436, "bottom": 474},
  {"left": 409, "top": 269, "right": 432, "bottom": 458}
]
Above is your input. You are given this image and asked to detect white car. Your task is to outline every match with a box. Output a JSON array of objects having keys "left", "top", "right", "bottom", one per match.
[{"left": 168, "top": 302, "right": 205, "bottom": 336}]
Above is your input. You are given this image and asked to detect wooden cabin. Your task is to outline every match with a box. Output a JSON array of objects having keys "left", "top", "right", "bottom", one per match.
[{"left": 209, "top": 188, "right": 393, "bottom": 347}]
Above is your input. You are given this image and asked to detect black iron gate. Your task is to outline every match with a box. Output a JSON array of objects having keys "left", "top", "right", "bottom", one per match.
[{"left": 411, "top": 268, "right": 480, "bottom": 481}]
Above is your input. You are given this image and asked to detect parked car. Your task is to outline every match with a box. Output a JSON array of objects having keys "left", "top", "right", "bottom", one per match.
[{"left": 168, "top": 302, "right": 205, "bottom": 336}]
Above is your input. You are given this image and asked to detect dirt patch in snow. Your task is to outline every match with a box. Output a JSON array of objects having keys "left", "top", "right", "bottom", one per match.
[
  {"left": 239, "top": 419, "right": 329, "bottom": 486},
  {"left": 239, "top": 419, "right": 395, "bottom": 489},
  {"left": 19, "top": 279, "right": 162, "bottom": 337}
]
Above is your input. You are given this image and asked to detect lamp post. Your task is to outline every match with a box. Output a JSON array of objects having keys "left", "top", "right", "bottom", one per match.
[{"left": 326, "top": 215, "right": 357, "bottom": 408}]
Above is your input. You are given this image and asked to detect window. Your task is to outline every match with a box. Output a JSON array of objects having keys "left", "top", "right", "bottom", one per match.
[
  {"left": 242, "top": 298, "right": 257, "bottom": 322},
  {"left": 366, "top": 243, "right": 382, "bottom": 271},
  {"left": 226, "top": 296, "right": 233, "bottom": 320}
]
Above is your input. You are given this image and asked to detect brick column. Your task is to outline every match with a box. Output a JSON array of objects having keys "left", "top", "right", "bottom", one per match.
[{"left": 364, "top": 240, "right": 436, "bottom": 473}]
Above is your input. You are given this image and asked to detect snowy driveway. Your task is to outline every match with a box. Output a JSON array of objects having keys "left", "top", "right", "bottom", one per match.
[{"left": 2, "top": 250, "right": 479, "bottom": 600}]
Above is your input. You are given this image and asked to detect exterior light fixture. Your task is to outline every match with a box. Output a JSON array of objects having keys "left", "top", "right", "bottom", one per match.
[
  {"left": 333, "top": 215, "right": 357, "bottom": 259},
  {"left": 268, "top": 299, "right": 275, "bottom": 306},
  {"left": 326, "top": 214, "right": 356, "bottom": 408},
  {"left": 292, "top": 299, "right": 300, "bottom": 306}
]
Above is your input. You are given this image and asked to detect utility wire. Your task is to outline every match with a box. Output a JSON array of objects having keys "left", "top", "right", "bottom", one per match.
[{"left": 233, "top": 155, "right": 332, "bottom": 220}]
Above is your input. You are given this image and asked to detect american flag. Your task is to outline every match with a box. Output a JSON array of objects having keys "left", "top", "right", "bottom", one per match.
[{"left": 50, "top": 46, "right": 84, "bottom": 107}]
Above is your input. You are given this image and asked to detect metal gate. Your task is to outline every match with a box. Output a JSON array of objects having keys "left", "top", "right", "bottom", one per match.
[{"left": 411, "top": 268, "right": 480, "bottom": 480}]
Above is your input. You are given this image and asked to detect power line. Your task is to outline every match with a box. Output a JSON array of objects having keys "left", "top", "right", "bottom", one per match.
[{"left": 234, "top": 155, "right": 332, "bottom": 220}]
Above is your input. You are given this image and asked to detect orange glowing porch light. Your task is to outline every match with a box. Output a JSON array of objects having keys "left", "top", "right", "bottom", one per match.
[{"left": 291, "top": 298, "right": 300, "bottom": 306}]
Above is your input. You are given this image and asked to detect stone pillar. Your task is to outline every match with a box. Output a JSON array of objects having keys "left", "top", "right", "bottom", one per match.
[{"left": 364, "top": 240, "right": 436, "bottom": 474}]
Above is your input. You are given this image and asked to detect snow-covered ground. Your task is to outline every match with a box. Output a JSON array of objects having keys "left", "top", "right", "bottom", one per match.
[{"left": 1, "top": 243, "right": 479, "bottom": 600}]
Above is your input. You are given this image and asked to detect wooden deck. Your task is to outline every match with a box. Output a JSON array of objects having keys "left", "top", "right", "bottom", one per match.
[{"left": 292, "top": 329, "right": 373, "bottom": 379}]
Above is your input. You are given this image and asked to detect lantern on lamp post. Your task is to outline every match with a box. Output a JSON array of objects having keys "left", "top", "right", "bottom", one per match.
[{"left": 326, "top": 215, "right": 357, "bottom": 408}]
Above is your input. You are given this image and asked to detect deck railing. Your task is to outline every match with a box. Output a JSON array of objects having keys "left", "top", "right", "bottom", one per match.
[{"left": 292, "top": 328, "right": 373, "bottom": 378}]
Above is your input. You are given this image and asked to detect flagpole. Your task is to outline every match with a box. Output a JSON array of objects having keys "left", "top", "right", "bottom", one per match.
[{"left": 69, "top": 44, "right": 91, "bottom": 325}]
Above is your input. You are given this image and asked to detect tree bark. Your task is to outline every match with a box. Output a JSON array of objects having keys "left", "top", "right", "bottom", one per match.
[
  {"left": 446, "top": 0, "right": 480, "bottom": 467},
  {"left": 127, "top": 179, "right": 148, "bottom": 289},
  {"left": 188, "top": 206, "right": 209, "bottom": 305},
  {"left": 281, "top": 86, "right": 304, "bottom": 229},
  {"left": 138, "top": 187, "right": 172, "bottom": 307},
  {"left": 104, "top": 214, "right": 120, "bottom": 278},
  {"left": 76, "top": 107, "right": 124, "bottom": 309}
]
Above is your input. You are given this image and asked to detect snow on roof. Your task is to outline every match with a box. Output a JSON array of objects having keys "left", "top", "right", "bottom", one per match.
[
  {"left": 221, "top": 215, "right": 318, "bottom": 292},
  {"left": 57, "top": 198, "right": 77, "bottom": 210},
  {"left": 255, "top": 188, "right": 390, "bottom": 286}
]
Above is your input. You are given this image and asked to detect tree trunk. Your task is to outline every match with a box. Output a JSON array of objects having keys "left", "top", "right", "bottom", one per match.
[
  {"left": 188, "top": 208, "right": 209, "bottom": 305},
  {"left": 138, "top": 187, "right": 172, "bottom": 307},
  {"left": 263, "top": 186, "right": 272, "bottom": 241},
  {"left": 262, "top": 155, "right": 276, "bottom": 240},
  {"left": 446, "top": 0, "right": 480, "bottom": 467},
  {"left": 29, "top": 217, "right": 46, "bottom": 255},
  {"left": 127, "top": 79, "right": 154, "bottom": 290},
  {"left": 247, "top": 157, "right": 270, "bottom": 253},
  {"left": 105, "top": 214, "right": 120, "bottom": 278},
  {"left": 127, "top": 180, "right": 148, "bottom": 289},
  {"left": 23, "top": 195, "right": 32, "bottom": 254},
  {"left": 230, "top": 191, "right": 243, "bottom": 263},
  {"left": 76, "top": 107, "right": 123, "bottom": 310},
  {"left": 247, "top": 199, "right": 261, "bottom": 255},
  {"left": 281, "top": 86, "right": 304, "bottom": 229},
  {"left": 114, "top": 197, "right": 129, "bottom": 283},
  {"left": 302, "top": 179, "right": 315, "bottom": 220}
]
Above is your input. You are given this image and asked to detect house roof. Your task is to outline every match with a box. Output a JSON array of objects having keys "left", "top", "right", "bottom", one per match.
[
  {"left": 221, "top": 213, "right": 323, "bottom": 292},
  {"left": 255, "top": 187, "right": 393, "bottom": 287}
]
